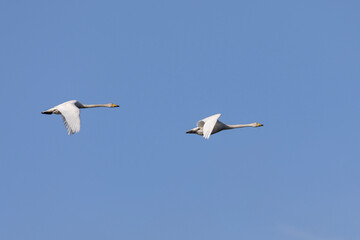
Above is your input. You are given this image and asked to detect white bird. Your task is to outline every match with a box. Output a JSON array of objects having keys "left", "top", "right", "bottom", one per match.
[
  {"left": 42, "top": 100, "right": 119, "bottom": 135},
  {"left": 186, "top": 113, "right": 263, "bottom": 139}
]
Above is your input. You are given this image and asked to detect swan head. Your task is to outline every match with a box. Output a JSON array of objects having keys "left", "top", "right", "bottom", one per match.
[
  {"left": 109, "top": 103, "right": 119, "bottom": 107},
  {"left": 252, "top": 122, "right": 263, "bottom": 127}
]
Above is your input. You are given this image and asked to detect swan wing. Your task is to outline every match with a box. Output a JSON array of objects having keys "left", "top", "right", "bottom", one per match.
[
  {"left": 56, "top": 103, "right": 81, "bottom": 135},
  {"left": 197, "top": 113, "right": 221, "bottom": 128},
  {"left": 201, "top": 114, "right": 221, "bottom": 139}
]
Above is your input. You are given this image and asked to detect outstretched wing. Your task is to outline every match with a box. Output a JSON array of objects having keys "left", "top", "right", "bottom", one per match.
[
  {"left": 197, "top": 113, "right": 221, "bottom": 127},
  {"left": 56, "top": 103, "right": 81, "bottom": 135},
  {"left": 200, "top": 113, "right": 221, "bottom": 139}
]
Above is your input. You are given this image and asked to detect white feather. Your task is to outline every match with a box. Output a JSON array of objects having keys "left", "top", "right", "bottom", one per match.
[
  {"left": 42, "top": 100, "right": 119, "bottom": 135},
  {"left": 187, "top": 113, "right": 262, "bottom": 139},
  {"left": 56, "top": 102, "right": 81, "bottom": 135},
  {"left": 200, "top": 113, "right": 221, "bottom": 139}
]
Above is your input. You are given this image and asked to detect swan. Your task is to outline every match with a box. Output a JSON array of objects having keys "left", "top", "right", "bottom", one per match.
[
  {"left": 42, "top": 100, "right": 119, "bottom": 135},
  {"left": 186, "top": 113, "right": 263, "bottom": 139}
]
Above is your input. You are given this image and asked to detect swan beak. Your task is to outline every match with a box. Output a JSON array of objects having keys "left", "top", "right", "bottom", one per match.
[
  {"left": 257, "top": 123, "right": 263, "bottom": 127},
  {"left": 113, "top": 104, "right": 119, "bottom": 107}
]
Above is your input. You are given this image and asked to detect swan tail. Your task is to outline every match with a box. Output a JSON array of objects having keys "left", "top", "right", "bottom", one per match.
[
  {"left": 41, "top": 110, "right": 53, "bottom": 114},
  {"left": 186, "top": 127, "right": 200, "bottom": 134},
  {"left": 41, "top": 107, "right": 58, "bottom": 114}
]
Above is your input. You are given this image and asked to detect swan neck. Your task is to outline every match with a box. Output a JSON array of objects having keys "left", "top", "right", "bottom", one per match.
[
  {"left": 81, "top": 104, "right": 108, "bottom": 108},
  {"left": 226, "top": 124, "right": 252, "bottom": 129}
]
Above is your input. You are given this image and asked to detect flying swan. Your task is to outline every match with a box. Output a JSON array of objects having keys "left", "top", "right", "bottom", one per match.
[
  {"left": 42, "top": 100, "right": 119, "bottom": 135},
  {"left": 186, "top": 113, "right": 263, "bottom": 139}
]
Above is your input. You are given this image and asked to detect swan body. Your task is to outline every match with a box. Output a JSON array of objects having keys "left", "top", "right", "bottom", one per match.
[
  {"left": 42, "top": 100, "right": 119, "bottom": 135},
  {"left": 186, "top": 113, "right": 263, "bottom": 139}
]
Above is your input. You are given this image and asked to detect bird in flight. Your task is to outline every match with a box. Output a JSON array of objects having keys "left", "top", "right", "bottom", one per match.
[
  {"left": 42, "top": 100, "right": 119, "bottom": 135},
  {"left": 186, "top": 113, "right": 263, "bottom": 139}
]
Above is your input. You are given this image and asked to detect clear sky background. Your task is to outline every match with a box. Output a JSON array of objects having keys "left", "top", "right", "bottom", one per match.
[{"left": 1, "top": 1, "right": 359, "bottom": 239}]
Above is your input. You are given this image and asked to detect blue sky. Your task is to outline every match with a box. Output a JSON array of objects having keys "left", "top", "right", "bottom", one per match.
[{"left": 1, "top": 0, "right": 360, "bottom": 239}]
